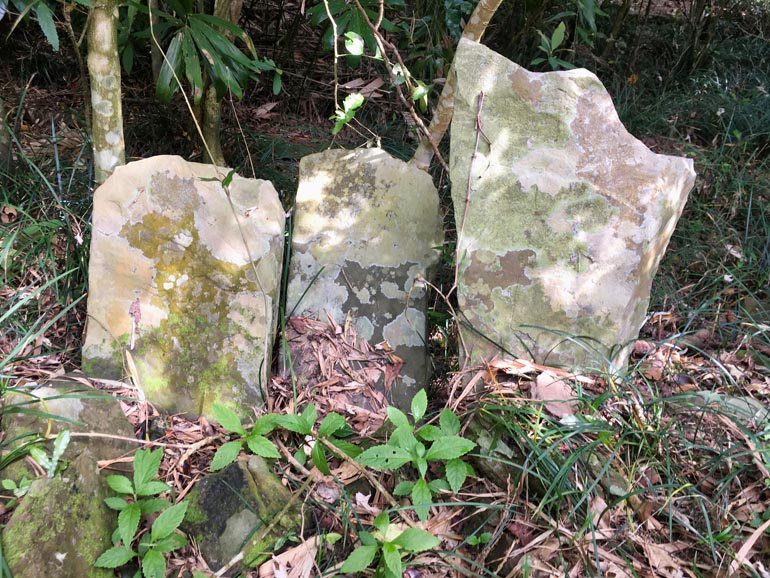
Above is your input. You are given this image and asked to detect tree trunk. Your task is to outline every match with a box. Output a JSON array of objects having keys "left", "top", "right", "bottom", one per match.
[
  {"left": 87, "top": 0, "right": 125, "bottom": 184},
  {"left": 149, "top": 0, "right": 162, "bottom": 82},
  {"left": 201, "top": 0, "right": 243, "bottom": 166}
]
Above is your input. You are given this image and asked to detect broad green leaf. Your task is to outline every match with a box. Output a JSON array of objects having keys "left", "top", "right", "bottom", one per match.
[
  {"left": 331, "top": 438, "right": 361, "bottom": 458},
  {"left": 390, "top": 424, "right": 418, "bottom": 452},
  {"left": 445, "top": 459, "right": 467, "bottom": 494},
  {"left": 33, "top": 1, "right": 58, "bottom": 51},
  {"left": 50, "top": 429, "right": 70, "bottom": 474},
  {"left": 416, "top": 424, "right": 442, "bottom": 442},
  {"left": 390, "top": 527, "right": 440, "bottom": 552},
  {"left": 416, "top": 454, "right": 428, "bottom": 479},
  {"left": 122, "top": 42, "right": 135, "bottom": 74},
  {"left": 212, "top": 403, "right": 246, "bottom": 435},
  {"left": 356, "top": 445, "right": 411, "bottom": 470},
  {"left": 424, "top": 436, "right": 475, "bottom": 461},
  {"left": 311, "top": 441, "right": 330, "bottom": 475},
  {"left": 386, "top": 406, "right": 410, "bottom": 429},
  {"left": 136, "top": 480, "right": 171, "bottom": 497},
  {"left": 1, "top": 480, "right": 15, "bottom": 490},
  {"left": 152, "top": 532, "right": 188, "bottom": 553},
  {"left": 412, "top": 80, "right": 429, "bottom": 102},
  {"left": 94, "top": 545, "right": 136, "bottom": 568},
  {"left": 118, "top": 503, "right": 141, "bottom": 547},
  {"left": 382, "top": 542, "right": 402, "bottom": 577},
  {"left": 141, "top": 547, "right": 166, "bottom": 578},
  {"left": 373, "top": 512, "right": 390, "bottom": 533},
  {"left": 344, "top": 31, "right": 364, "bottom": 55},
  {"left": 156, "top": 32, "right": 184, "bottom": 102},
  {"left": 318, "top": 412, "right": 347, "bottom": 438},
  {"left": 106, "top": 474, "right": 134, "bottom": 495},
  {"left": 411, "top": 389, "right": 427, "bottom": 422},
  {"left": 138, "top": 498, "right": 171, "bottom": 514},
  {"left": 104, "top": 496, "right": 128, "bottom": 510},
  {"left": 276, "top": 413, "right": 311, "bottom": 435},
  {"left": 221, "top": 168, "right": 236, "bottom": 188},
  {"left": 359, "top": 530, "right": 377, "bottom": 546},
  {"left": 272, "top": 70, "right": 282, "bottom": 95},
  {"left": 393, "top": 481, "right": 414, "bottom": 496},
  {"left": 29, "top": 447, "right": 50, "bottom": 470},
  {"left": 551, "top": 21, "right": 566, "bottom": 51},
  {"left": 411, "top": 479, "right": 432, "bottom": 522},
  {"left": 210, "top": 440, "right": 242, "bottom": 471},
  {"left": 439, "top": 409, "right": 461, "bottom": 436},
  {"left": 252, "top": 413, "right": 280, "bottom": 435},
  {"left": 302, "top": 403, "right": 318, "bottom": 428},
  {"left": 133, "top": 448, "right": 163, "bottom": 490},
  {"left": 428, "top": 478, "right": 449, "bottom": 494},
  {"left": 245, "top": 433, "right": 280, "bottom": 458},
  {"left": 181, "top": 33, "right": 203, "bottom": 105},
  {"left": 339, "top": 544, "right": 378, "bottom": 573},
  {"left": 151, "top": 501, "right": 188, "bottom": 541}
]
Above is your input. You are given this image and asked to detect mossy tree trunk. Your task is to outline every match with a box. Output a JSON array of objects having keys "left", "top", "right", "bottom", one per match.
[
  {"left": 87, "top": 0, "right": 125, "bottom": 184},
  {"left": 201, "top": 0, "right": 243, "bottom": 167}
]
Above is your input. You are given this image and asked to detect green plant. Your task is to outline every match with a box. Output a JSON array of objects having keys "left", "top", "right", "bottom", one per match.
[
  {"left": 356, "top": 389, "right": 475, "bottom": 521},
  {"left": 339, "top": 511, "right": 440, "bottom": 578},
  {"left": 94, "top": 448, "right": 188, "bottom": 578},
  {"left": 531, "top": 21, "right": 575, "bottom": 70}
]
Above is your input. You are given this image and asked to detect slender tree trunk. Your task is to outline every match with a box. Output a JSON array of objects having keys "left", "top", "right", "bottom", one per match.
[
  {"left": 149, "top": 0, "right": 162, "bottom": 82},
  {"left": 87, "top": 0, "right": 125, "bottom": 184},
  {"left": 201, "top": 0, "right": 243, "bottom": 166}
]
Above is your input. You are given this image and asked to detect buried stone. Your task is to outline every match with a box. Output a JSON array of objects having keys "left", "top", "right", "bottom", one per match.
[{"left": 450, "top": 39, "right": 696, "bottom": 371}]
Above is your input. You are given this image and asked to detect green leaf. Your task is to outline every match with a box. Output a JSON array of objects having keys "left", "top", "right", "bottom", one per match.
[
  {"left": 411, "top": 479, "right": 432, "bottom": 522},
  {"left": 277, "top": 413, "right": 312, "bottom": 435},
  {"left": 212, "top": 403, "right": 246, "bottom": 435},
  {"left": 106, "top": 474, "right": 134, "bottom": 495},
  {"left": 33, "top": 1, "right": 58, "bottom": 51},
  {"left": 302, "top": 403, "right": 318, "bottom": 427},
  {"left": 330, "top": 438, "right": 361, "bottom": 458},
  {"left": 311, "top": 441, "right": 330, "bottom": 475},
  {"left": 416, "top": 424, "right": 442, "bottom": 442},
  {"left": 439, "top": 409, "right": 461, "bottom": 436},
  {"left": 118, "top": 503, "right": 141, "bottom": 547},
  {"left": 424, "top": 436, "right": 475, "bottom": 461},
  {"left": 390, "top": 424, "right": 418, "bottom": 452},
  {"left": 373, "top": 512, "right": 390, "bottom": 533},
  {"left": 356, "top": 445, "right": 411, "bottom": 470},
  {"left": 411, "top": 389, "right": 428, "bottom": 422},
  {"left": 141, "top": 548, "right": 166, "bottom": 578},
  {"left": 382, "top": 542, "right": 403, "bottom": 577},
  {"left": 136, "top": 480, "right": 171, "bottom": 497},
  {"left": 181, "top": 32, "right": 203, "bottom": 105},
  {"left": 359, "top": 530, "right": 377, "bottom": 546},
  {"left": 393, "top": 481, "right": 414, "bottom": 496},
  {"left": 245, "top": 433, "right": 280, "bottom": 458},
  {"left": 551, "top": 21, "right": 566, "bottom": 51},
  {"left": 1, "top": 480, "right": 15, "bottom": 490},
  {"left": 428, "top": 478, "right": 449, "bottom": 494},
  {"left": 29, "top": 446, "right": 50, "bottom": 470},
  {"left": 210, "top": 440, "right": 242, "bottom": 471},
  {"left": 412, "top": 80, "right": 429, "bottom": 102},
  {"left": 156, "top": 32, "right": 184, "bottom": 102},
  {"left": 319, "top": 412, "right": 347, "bottom": 437},
  {"left": 152, "top": 532, "right": 188, "bottom": 553},
  {"left": 339, "top": 544, "right": 378, "bottom": 573},
  {"left": 151, "top": 501, "right": 188, "bottom": 541},
  {"left": 134, "top": 448, "right": 163, "bottom": 490},
  {"left": 50, "top": 429, "right": 70, "bottom": 475},
  {"left": 344, "top": 31, "right": 364, "bottom": 55},
  {"left": 445, "top": 459, "right": 468, "bottom": 494},
  {"left": 138, "top": 498, "right": 171, "bottom": 514},
  {"left": 252, "top": 413, "right": 280, "bottom": 435},
  {"left": 94, "top": 545, "right": 136, "bottom": 568},
  {"left": 386, "top": 407, "right": 410, "bottom": 429},
  {"left": 390, "top": 528, "right": 440, "bottom": 552},
  {"left": 104, "top": 496, "right": 128, "bottom": 511},
  {"left": 272, "top": 70, "right": 282, "bottom": 95}
]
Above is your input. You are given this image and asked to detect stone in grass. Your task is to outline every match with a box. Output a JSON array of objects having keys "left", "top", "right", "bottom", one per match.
[
  {"left": 285, "top": 148, "right": 443, "bottom": 409},
  {"left": 82, "top": 155, "right": 285, "bottom": 419},
  {"left": 182, "top": 455, "right": 302, "bottom": 573},
  {"left": 450, "top": 38, "right": 696, "bottom": 372}
]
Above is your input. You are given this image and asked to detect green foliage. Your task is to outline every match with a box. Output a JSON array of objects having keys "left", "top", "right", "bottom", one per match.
[
  {"left": 356, "top": 389, "right": 475, "bottom": 521},
  {"left": 1, "top": 0, "right": 92, "bottom": 52},
  {"left": 307, "top": 0, "right": 402, "bottom": 57},
  {"left": 95, "top": 448, "right": 188, "bottom": 578},
  {"left": 531, "top": 21, "right": 574, "bottom": 70},
  {"left": 340, "top": 512, "right": 440, "bottom": 578}
]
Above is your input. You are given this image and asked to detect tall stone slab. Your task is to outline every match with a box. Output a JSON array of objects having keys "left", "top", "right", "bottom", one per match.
[
  {"left": 286, "top": 148, "right": 443, "bottom": 408},
  {"left": 450, "top": 39, "right": 696, "bottom": 371},
  {"left": 82, "top": 156, "right": 284, "bottom": 418}
]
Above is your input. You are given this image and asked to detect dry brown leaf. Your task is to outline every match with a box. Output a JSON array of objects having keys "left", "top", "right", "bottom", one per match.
[
  {"left": 531, "top": 370, "right": 577, "bottom": 418},
  {"left": 258, "top": 536, "right": 320, "bottom": 578}
]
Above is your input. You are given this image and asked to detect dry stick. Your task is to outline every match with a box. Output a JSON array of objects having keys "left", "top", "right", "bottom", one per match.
[{"left": 409, "top": 0, "right": 504, "bottom": 172}]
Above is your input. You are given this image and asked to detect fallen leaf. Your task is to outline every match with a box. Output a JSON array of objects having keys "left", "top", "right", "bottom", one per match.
[{"left": 531, "top": 371, "right": 577, "bottom": 418}]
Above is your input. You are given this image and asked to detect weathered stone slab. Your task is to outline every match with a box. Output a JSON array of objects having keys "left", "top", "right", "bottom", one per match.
[
  {"left": 285, "top": 148, "right": 443, "bottom": 408},
  {"left": 450, "top": 39, "right": 696, "bottom": 370},
  {"left": 82, "top": 156, "right": 285, "bottom": 418}
]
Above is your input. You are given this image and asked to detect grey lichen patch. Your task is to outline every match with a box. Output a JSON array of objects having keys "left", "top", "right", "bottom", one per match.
[{"left": 452, "top": 40, "right": 695, "bottom": 371}]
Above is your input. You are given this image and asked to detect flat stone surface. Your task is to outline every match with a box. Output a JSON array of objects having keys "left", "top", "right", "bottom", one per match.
[
  {"left": 451, "top": 39, "right": 696, "bottom": 371},
  {"left": 82, "top": 155, "right": 285, "bottom": 418},
  {"left": 285, "top": 148, "right": 443, "bottom": 408}
]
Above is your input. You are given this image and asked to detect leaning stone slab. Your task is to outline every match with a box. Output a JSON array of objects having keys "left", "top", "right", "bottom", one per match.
[
  {"left": 82, "top": 156, "right": 285, "bottom": 418},
  {"left": 450, "top": 39, "right": 696, "bottom": 371},
  {"left": 285, "top": 148, "right": 443, "bottom": 408},
  {"left": 182, "top": 455, "right": 301, "bottom": 572}
]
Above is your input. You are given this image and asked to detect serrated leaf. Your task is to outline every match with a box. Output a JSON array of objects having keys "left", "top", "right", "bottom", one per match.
[
  {"left": 386, "top": 407, "right": 410, "bottom": 429},
  {"left": 139, "top": 498, "right": 171, "bottom": 514},
  {"left": 445, "top": 459, "right": 467, "bottom": 493},
  {"left": 393, "top": 481, "right": 414, "bottom": 496},
  {"left": 141, "top": 547, "right": 166, "bottom": 578},
  {"left": 151, "top": 501, "right": 188, "bottom": 541},
  {"left": 212, "top": 403, "right": 246, "bottom": 435},
  {"left": 311, "top": 441, "right": 330, "bottom": 475},
  {"left": 390, "top": 527, "right": 440, "bottom": 552},
  {"left": 245, "top": 433, "right": 280, "bottom": 458},
  {"left": 373, "top": 512, "right": 390, "bottom": 533},
  {"left": 301, "top": 403, "right": 318, "bottom": 427},
  {"left": 382, "top": 542, "right": 402, "bottom": 576},
  {"left": 104, "top": 496, "right": 128, "bottom": 510},
  {"left": 252, "top": 413, "right": 280, "bottom": 435},
  {"left": 118, "top": 503, "right": 141, "bottom": 547},
  {"left": 359, "top": 530, "right": 377, "bottom": 546},
  {"left": 344, "top": 31, "right": 364, "bottom": 55},
  {"left": 411, "top": 479, "right": 432, "bottom": 522},
  {"left": 152, "top": 532, "right": 188, "bottom": 553},
  {"left": 356, "top": 445, "right": 411, "bottom": 470},
  {"left": 133, "top": 448, "right": 163, "bottom": 490},
  {"left": 439, "top": 409, "right": 461, "bottom": 435},
  {"left": 94, "top": 545, "right": 136, "bottom": 568},
  {"left": 276, "top": 413, "right": 311, "bottom": 435},
  {"left": 416, "top": 424, "right": 442, "bottom": 441},
  {"left": 210, "top": 440, "right": 242, "bottom": 471},
  {"left": 425, "top": 436, "right": 475, "bottom": 461},
  {"left": 330, "top": 438, "right": 361, "bottom": 458},
  {"left": 318, "top": 412, "right": 347, "bottom": 437},
  {"left": 136, "top": 480, "right": 171, "bottom": 497},
  {"left": 34, "top": 1, "right": 58, "bottom": 51},
  {"left": 411, "top": 390, "right": 427, "bottom": 422},
  {"left": 339, "top": 544, "right": 378, "bottom": 573},
  {"left": 390, "top": 424, "right": 418, "bottom": 452},
  {"left": 428, "top": 478, "right": 449, "bottom": 493},
  {"left": 106, "top": 474, "right": 134, "bottom": 495}
]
